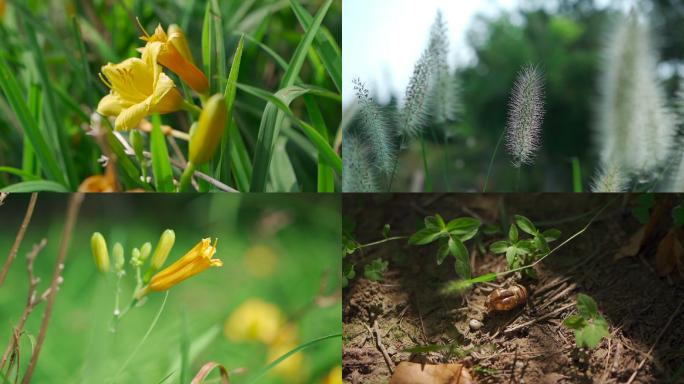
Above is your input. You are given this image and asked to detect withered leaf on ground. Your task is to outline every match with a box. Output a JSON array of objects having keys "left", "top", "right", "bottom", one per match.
[
  {"left": 654, "top": 228, "right": 684, "bottom": 277},
  {"left": 615, "top": 198, "right": 673, "bottom": 260},
  {"left": 389, "top": 362, "right": 475, "bottom": 384}
]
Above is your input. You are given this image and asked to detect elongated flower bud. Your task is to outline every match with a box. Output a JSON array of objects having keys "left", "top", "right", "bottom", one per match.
[
  {"left": 150, "top": 229, "right": 175, "bottom": 270},
  {"left": 113, "top": 242, "right": 125, "bottom": 272},
  {"left": 506, "top": 64, "right": 545, "bottom": 167},
  {"left": 131, "top": 247, "right": 142, "bottom": 267},
  {"left": 189, "top": 94, "right": 227, "bottom": 166},
  {"left": 140, "top": 242, "right": 152, "bottom": 262},
  {"left": 91, "top": 232, "right": 110, "bottom": 273}
]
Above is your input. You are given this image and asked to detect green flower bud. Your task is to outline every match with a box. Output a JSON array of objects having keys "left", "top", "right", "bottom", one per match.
[
  {"left": 90, "top": 232, "right": 110, "bottom": 273},
  {"left": 131, "top": 247, "right": 142, "bottom": 267},
  {"left": 150, "top": 229, "right": 175, "bottom": 270},
  {"left": 130, "top": 129, "right": 145, "bottom": 161},
  {"left": 140, "top": 242, "right": 152, "bottom": 262},
  {"left": 113, "top": 242, "right": 125, "bottom": 272},
  {"left": 189, "top": 94, "right": 226, "bottom": 166}
]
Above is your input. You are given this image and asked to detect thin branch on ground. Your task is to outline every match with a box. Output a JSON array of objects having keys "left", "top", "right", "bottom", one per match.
[
  {"left": 22, "top": 193, "right": 84, "bottom": 384},
  {"left": 0, "top": 193, "right": 38, "bottom": 287}
]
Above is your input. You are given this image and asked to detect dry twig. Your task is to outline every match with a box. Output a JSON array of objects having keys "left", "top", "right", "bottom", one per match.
[{"left": 0, "top": 193, "right": 38, "bottom": 287}]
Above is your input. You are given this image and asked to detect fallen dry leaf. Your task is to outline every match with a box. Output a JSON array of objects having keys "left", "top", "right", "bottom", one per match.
[
  {"left": 389, "top": 362, "right": 474, "bottom": 384},
  {"left": 655, "top": 228, "right": 684, "bottom": 277},
  {"left": 615, "top": 198, "right": 673, "bottom": 260},
  {"left": 614, "top": 226, "right": 646, "bottom": 260}
]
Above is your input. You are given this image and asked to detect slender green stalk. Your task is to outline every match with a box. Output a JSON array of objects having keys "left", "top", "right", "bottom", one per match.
[
  {"left": 387, "top": 136, "right": 407, "bottom": 192},
  {"left": 483, "top": 130, "right": 505, "bottom": 192},
  {"left": 571, "top": 157, "right": 583, "bottom": 192},
  {"left": 420, "top": 138, "right": 432, "bottom": 192},
  {"left": 356, "top": 236, "right": 408, "bottom": 251},
  {"left": 179, "top": 162, "right": 196, "bottom": 192}
]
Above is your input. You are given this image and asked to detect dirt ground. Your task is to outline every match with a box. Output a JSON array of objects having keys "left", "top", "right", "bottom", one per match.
[{"left": 342, "top": 194, "right": 684, "bottom": 384}]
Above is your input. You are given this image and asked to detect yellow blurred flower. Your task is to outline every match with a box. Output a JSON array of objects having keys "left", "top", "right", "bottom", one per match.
[
  {"left": 321, "top": 366, "right": 342, "bottom": 384},
  {"left": 0, "top": 0, "right": 6, "bottom": 19},
  {"left": 140, "top": 24, "right": 209, "bottom": 94},
  {"left": 243, "top": 244, "right": 278, "bottom": 277},
  {"left": 224, "top": 299, "right": 285, "bottom": 344},
  {"left": 97, "top": 56, "right": 182, "bottom": 130},
  {"left": 267, "top": 341, "right": 304, "bottom": 382},
  {"left": 136, "top": 238, "right": 221, "bottom": 298}
]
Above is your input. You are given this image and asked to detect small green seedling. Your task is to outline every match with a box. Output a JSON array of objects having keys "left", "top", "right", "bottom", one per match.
[
  {"left": 409, "top": 214, "right": 481, "bottom": 279},
  {"left": 364, "top": 258, "right": 389, "bottom": 282},
  {"left": 563, "top": 293, "right": 609, "bottom": 349},
  {"left": 489, "top": 215, "right": 560, "bottom": 278}
]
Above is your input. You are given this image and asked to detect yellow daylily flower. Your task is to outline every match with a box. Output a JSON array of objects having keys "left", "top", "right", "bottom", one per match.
[
  {"left": 136, "top": 238, "right": 221, "bottom": 298},
  {"left": 224, "top": 299, "right": 285, "bottom": 344},
  {"left": 97, "top": 56, "right": 183, "bottom": 130},
  {"left": 141, "top": 24, "right": 209, "bottom": 94}
]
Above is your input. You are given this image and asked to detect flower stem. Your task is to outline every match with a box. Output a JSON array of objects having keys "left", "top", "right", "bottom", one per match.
[
  {"left": 181, "top": 99, "right": 202, "bottom": 118},
  {"left": 483, "top": 130, "right": 505, "bottom": 192},
  {"left": 179, "top": 162, "right": 196, "bottom": 192}
]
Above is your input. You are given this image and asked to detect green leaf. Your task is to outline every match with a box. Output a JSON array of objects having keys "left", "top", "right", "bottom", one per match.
[
  {"left": 575, "top": 317, "right": 609, "bottom": 349},
  {"left": 632, "top": 194, "right": 654, "bottom": 224},
  {"left": 543, "top": 228, "right": 562, "bottom": 242},
  {"left": 490, "top": 241, "right": 509, "bottom": 254},
  {"left": 150, "top": 115, "right": 175, "bottom": 192},
  {"left": 1, "top": 180, "right": 70, "bottom": 193},
  {"left": 303, "top": 94, "right": 335, "bottom": 192},
  {"left": 514, "top": 215, "right": 537, "bottom": 235},
  {"left": 482, "top": 224, "right": 501, "bottom": 235},
  {"left": 382, "top": 224, "right": 391, "bottom": 239},
  {"left": 563, "top": 315, "right": 586, "bottom": 330},
  {"left": 446, "top": 217, "right": 480, "bottom": 234},
  {"left": 408, "top": 228, "right": 443, "bottom": 245},
  {"left": 533, "top": 235, "right": 550, "bottom": 253},
  {"left": 425, "top": 214, "right": 446, "bottom": 230},
  {"left": 576, "top": 293, "right": 599, "bottom": 318},
  {"left": 364, "top": 258, "right": 388, "bottom": 282},
  {"left": 436, "top": 241, "right": 449, "bottom": 265},
  {"left": 449, "top": 237, "right": 470, "bottom": 279},
  {"left": 673, "top": 205, "right": 684, "bottom": 227},
  {"left": 508, "top": 223, "right": 519, "bottom": 242},
  {"left": 342, "top": 261, "right": 355, "bottom": 287},
  {"left": 505, "top": 247, "right": 518, "bottom": 267},
  {"left": 516, "top": 240, "right": 534, "bottom": 253}
]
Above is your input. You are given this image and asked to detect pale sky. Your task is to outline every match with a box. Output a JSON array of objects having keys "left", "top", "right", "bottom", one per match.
[{"left": 342, "top": 0, "right": 624, "bottom": 108}]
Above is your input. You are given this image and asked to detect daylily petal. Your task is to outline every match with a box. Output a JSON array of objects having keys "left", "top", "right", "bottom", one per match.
[
  {"left": 96, "top": 93, "right": 125, "bottom": 116},
  {"left": 168, "top": 24, "right": 194, "bottom": 65},
  {"left": 115, "top": 100, "right": 150, "bottom": 131},
  {"left": 101, "top": 58, "right": 155, "bottom": 102}
]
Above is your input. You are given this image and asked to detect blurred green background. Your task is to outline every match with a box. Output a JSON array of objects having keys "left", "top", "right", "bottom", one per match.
[
  {"left": 0, "top": 193, "right": 341, "bottom": 383},
  {"left": 345, "top": 0, "right": 684, "bottom": 192}
]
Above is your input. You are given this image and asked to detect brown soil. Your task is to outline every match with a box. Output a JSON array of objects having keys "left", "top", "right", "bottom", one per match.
[{"left": 342, "top": 194, "right": 684, "bottom": 384}]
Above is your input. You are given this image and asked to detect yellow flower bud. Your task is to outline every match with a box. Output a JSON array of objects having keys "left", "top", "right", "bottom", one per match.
[
  {"left": 189, "top": 94, "right": 227, "bottom": 166},
  {"left": 140, "top": 242, "right": 152, "bottom": 262},
  {"left": 113, "top": 242, "right": 125, "bottom": 272},
  {"left": 150, "top": 229, "right": 175, "bottom": 270},
  {"left": 90, "top": 232, "right": 110, "bottom": 273}
]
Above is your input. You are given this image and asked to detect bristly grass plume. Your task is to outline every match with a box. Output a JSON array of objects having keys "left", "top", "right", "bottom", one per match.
[
  {"left": 427, "top": 10, "right": 458, "bottom": 124},
  {"left": 400, "top": 51, "right": 432, "bottom": 138},
  {"left": 506, "top": 64, "right": 545, "bottom": 167},
  {"left": 596, "top": 11, "right": 675, "bottom": 176},
  {"left": 591, "top": 163, "right": 628, "bottom": 192},
  {"left": 342, "top": 133, "right": 378, "bottom": 192},
  {"left": 352, "top": 78, "right": 395, "bottom": 174}
]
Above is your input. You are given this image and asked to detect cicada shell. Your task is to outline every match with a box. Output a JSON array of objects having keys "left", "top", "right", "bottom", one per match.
[{"left": 485, "top": 284, "right": 528, "bottom": 312}]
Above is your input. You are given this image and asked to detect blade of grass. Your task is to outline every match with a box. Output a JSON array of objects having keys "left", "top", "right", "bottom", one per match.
[
  {"left": 227, "top": 119, "right": 252, "bottom": 191},
  {"left": 150, "top": 114, "right": 175, "bottom": 192},
  {"left": 571, "top": 157, "right": 583, "bottom": 192},
  {"left": 250, "top": 0, "right": 333, "bottom": 191},
  {"left": 246, "top": 333, "right": 341, "bottom": 384},
  {"left": 23, "top": 83, "right": 42, "bottom": 180},
  {"left": 101, "top": 119, "right": 149, "bottom": 190},
  {"left": 202, "top": 2, "right": 215, "bottom": 93},
  {"left": 268, "top": 137, "right": 299, "bottom": 192},
  {"left": 238, "top": 84, "right": 341, "bottom": 173},
  {"left": 0, "top": 54, "right": 65, "bottom": 185},
  {"left": 23, "top": 17, "right": 78, "bottom": 188},
  {"left": 0, "top": 180, "right": 70, "bottom": 192},
  {"left": 70, "top": 16, "right": 94, "bottom": 105},
  {"left": 211, "top": 0, "right": 226, "bottom": 93},
  {"left": 0, "top": 167, "right": 41, "bottom": 181},
  {"left": 288, "top": 0, "right": 341, "bottom": 92},
  {"left": 303, "top": 95, "right": 334, "bottom": 192}
]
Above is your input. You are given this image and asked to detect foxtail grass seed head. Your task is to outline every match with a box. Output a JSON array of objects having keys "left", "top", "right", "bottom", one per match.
[
  {"left": 427, "top": 10, "right": 458, "bottom": 124},
  {"left": 150, "top": 229, "right": 175, "bottom": 270},
  {"left": 342, "top": 132, "right": 379, "bottom": 192},
  {"left": 113, "top": 242, "right": 125, "bottom": 272},
  {"left": 140, "top": 241, "right": 152, "bottom": 262},
  {"left": 401, "top": 51, "right": 432, "bottom": 138},
  {"left": 596, "top": 11, "right": 675, "bottom": 174},
  {"left": 506, "top": 64, "right": 545, "bottom": 167},
  {"left": 591, "top": 163, "right": 628, "bottom": 192},
  {"left": 189, "top": 94, "right": 227, "bottom": 166},
  {"left": 352, "top": 78, "right": 395, "bottom": 174},
  {"left": 91, "top": 232, "right": 110, "bottom": 273}
]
